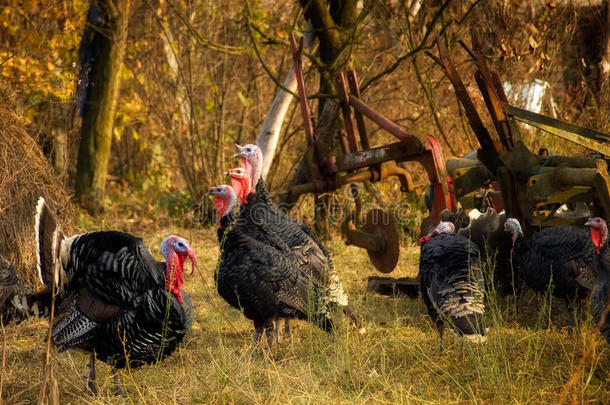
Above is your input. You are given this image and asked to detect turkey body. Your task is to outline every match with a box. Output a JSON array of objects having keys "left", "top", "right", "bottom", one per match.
[
  {"left": 511, "top": 226, "right": 600, "bottom": 301},
  {"left": 216, "top": 194, "right": 335, "bottom": 339},
  {"left": 48, "top": 231, "right": 193, "bottom": 369},
  {"left": 419, "top": 233, "right": 486, "bottom": 342},
  {"left": 250, "top": 181, "right": 348, "bottom": 308}
]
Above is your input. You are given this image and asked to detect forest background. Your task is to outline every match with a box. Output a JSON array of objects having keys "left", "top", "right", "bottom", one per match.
[{"left": 1, "top": 1, "right": 610, "bottom": 403}]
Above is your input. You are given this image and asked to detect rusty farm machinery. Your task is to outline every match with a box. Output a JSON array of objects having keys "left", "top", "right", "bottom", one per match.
[
  {"left": 429, "top": 33, "right": 610, "bottom": 229},
  {"left": 286, "top": 34, "right": 452, "bottom": 279},
  {"left": 284, "top": 32, "right": 610, "bottom": 297}
]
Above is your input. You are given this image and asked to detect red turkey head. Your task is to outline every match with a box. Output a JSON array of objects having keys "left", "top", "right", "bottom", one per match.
[
  {"left": 585, "top": 217, "right": 608, "bottom": 253},
  {"left": 226, "top": 167, "right": 251, "bottom": 204},
  {"left": 234, "top": 144, "right": 263, "bottom": 189},
  {"left": 161, "top": 235, "right": 197, "bottom": 303},
  {"left": 208, "top": 185, "right": 239, "bottom": 225},
  {"left": 419, "top": 221, "right": 455, "bottom": 244}
]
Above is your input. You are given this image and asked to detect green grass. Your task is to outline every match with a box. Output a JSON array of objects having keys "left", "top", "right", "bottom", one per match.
[{"left": 1, "top": 226, "right": 608, "bottom": 404}]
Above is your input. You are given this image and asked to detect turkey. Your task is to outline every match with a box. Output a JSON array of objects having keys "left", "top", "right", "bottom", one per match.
[
  {"left": 505, "top": 217, "right": 610, "bottom": 330},
  {"left": 419, "top": 222, "right": 487, "bottom": 348},
  {"left": 211, "top": 181, "right": 240, "bottom": 243},
  {"left": 209, "top": 184, "right": 346, "bottom": 348},
  {"left": 0, "top": 255, "right": 37, "bottom": 323},
  {"left": 232, "top": 144, "right": 360, "bottom": 331},
  {"left": 443, "top": 208, "right": 520, "bottom": 296},
  {"left": 591, "top": 254, "right": 609, "bottom": 343},
  {"left": 35, "top": 196, "right": 196, "bottom": 395},
  {"left": 504, "top": 217, "right": 606, "bottom": 299}
]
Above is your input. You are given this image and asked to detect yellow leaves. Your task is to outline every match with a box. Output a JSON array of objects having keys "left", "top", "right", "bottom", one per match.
[
  {"left": 528, "top": 35, "right": 538, "bottom": 51},
  {"left": 236, "top": 91, "right": 252, "bottom": 108},
  {"left": 205, "top": 99, "right": 214, "bottom": 112}
]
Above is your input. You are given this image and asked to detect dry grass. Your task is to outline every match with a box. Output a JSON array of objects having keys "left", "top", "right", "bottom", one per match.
[
  {"left": 1, "top": 219, "right": 609, "bottom": 404},
  {"left": 0, "top": 82, "right": 76, "bottom": 287}
]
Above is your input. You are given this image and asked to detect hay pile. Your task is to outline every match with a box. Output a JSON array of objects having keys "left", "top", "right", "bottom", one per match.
[{"left": 0, "top": 83, "right": 76, "bottom": 287}]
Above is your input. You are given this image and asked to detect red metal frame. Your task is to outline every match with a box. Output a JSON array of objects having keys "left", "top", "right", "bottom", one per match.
[{"left": 288, "top": 33, "right": 452, "bottom": 226}]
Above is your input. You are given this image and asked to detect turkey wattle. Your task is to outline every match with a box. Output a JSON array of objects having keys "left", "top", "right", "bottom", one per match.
[
  {"left": 419, "top": 221, "right": 487, "bottom": 347},
  {"left": 35, "top": 196, "right": 196, "bottom": 395}
]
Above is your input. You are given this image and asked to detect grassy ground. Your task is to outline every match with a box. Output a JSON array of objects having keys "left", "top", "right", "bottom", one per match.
[{"left": 1, "top": 224, "right": 609, "bottom": 404}]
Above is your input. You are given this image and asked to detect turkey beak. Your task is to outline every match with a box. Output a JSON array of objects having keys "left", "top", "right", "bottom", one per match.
[
  {"left": 233, "top": 144, "right": 246, "bottom": 158},
  {"left": 187, "top": 247, "right": 197, "bottom": 275}
]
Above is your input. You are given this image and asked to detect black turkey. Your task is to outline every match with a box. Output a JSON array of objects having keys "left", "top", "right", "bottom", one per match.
[
  {"left": 591, "top": 254, "right": 609, "bottom": 343},
  {"left": 419, "top": 222, "right": 487, "bottom": 347},
  {"left": 505, "top": 217, "right": 610, "bottom": 332},
  {"left": 211, "top": 182, "right": 240, "bottom": 243},
  {"left": 209, "top": 184, "right": 344, "bottom": 348},
  {"left": 444, "top": 208, "right": 520, "bottom": 296},
  {"left": 0, "top": 255, "right": 37, "bottom": 323},
  {"left": 35, "top": 197, "right": 196, "bottom": 395},
  {"left": 504, "top": 217, "right": 606, "bottom": 301},
  {"left": 231, "top": 144, "right": 360, "bottom": 331}
]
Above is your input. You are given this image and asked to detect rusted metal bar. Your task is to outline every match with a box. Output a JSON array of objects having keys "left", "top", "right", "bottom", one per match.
[
  {"left": 505, "top": 104, "right": 610, "bottom": 156},
  {"left": 290, "top": 34, "right": 315, "bottom": 147},
  {"left": 289, "top": 159, "right": 415, "bottom": 197},
  {"left": 427, "top": 39, "right": 500, "bottom": 171},
  {"left": 332, "top": 142, "right": 415, "bottom": 173},
  {"left": 335, "top": 72, "right": 358, "bottom": 152},
  {"left": 366, "top": 276, "right": 419, "bottom": 298},
  {"left": 347, "top": 69, "right": 370, "bottom": 149},
  {"left": 348, "top": 95, "right": 424, "bottom": 152},
  {"left": 337, "top": 129, "right": 351, "bottom": 154},
  {"left": 425, "top": 135, "right": 453, "bottom": 213}
]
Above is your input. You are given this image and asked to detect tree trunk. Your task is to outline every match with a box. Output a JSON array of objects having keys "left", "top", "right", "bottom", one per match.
[
  {"left": 280, "top": 1, "right": 359, "bottom": 237},
  {"left": 600, "top": 0, "right": 610, "bottom": 123},
  {"left": 256, "top": 21, "right": 314, "bottom": 180},
  {"left": 74, "top": 0, "right": 131, "bottom": 208}
]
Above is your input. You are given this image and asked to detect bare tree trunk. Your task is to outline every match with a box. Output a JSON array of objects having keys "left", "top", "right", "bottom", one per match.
[
  {"left": 161, "top": 25, "right": 192, "bottom": 129},
  {"left": 600, "top": 0, "right": 610, "bottom": 113},
  {"left": 74, "top": 0, "right": 131, "bottom": 208},
  {"left": 256, "top": 22, "right": 314, "bottom": 180}
]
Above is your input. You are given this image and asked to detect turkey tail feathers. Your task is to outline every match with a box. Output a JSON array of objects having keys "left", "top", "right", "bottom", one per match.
[{"left": 35, "top": 196, "right": 65, "bottom": 288}]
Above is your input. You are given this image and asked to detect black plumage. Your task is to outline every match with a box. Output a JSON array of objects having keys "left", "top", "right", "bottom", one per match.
[
  {"left": 232, "top": 145, "right": 356, "bottom": 326},
  {"left": 446, "top": 208, "right": 520, "bottom": 296},
  {"left": 505, "top": 219, "right": 604, "bottom": 301},
  {"left": 210, "top": 185, "right": 338, "bottom": 347},
  {"left": 0, "top": 255, "right": 36, "bottom": 323},
  {"left": 35, "top": 197, "right": 195, "bottom": 393},
  {"left": 419, "top": 223, "right": 487, "bottom": 345}
]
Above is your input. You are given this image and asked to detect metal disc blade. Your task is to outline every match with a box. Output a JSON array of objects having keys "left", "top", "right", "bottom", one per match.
[{"left": 363, "top": 208, "right": 400, "bottom": 273}]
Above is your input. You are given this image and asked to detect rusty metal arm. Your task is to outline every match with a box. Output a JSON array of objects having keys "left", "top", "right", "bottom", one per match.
[
  {"left": 347, "top": 96, "right": 425, "bottom": 152},
  {"left": 505, "top": 104, "right": 610, "bottom": 156}
]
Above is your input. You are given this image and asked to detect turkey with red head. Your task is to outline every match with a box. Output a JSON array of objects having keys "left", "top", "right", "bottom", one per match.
[
  {"left": 209, "top": 184, "right": 341, "bottom": 348},
  {"left": 231, "top": 144, "right": 361, "bottom": 332},
  {"left": 419, "top": 221, "right": 487, "bottom": 349},
  {"left": 35, "top": 197, "right": 196, "bottom": 395},
  {"left": 505, "top": 217, "right": 610, "bottom": 336}
]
